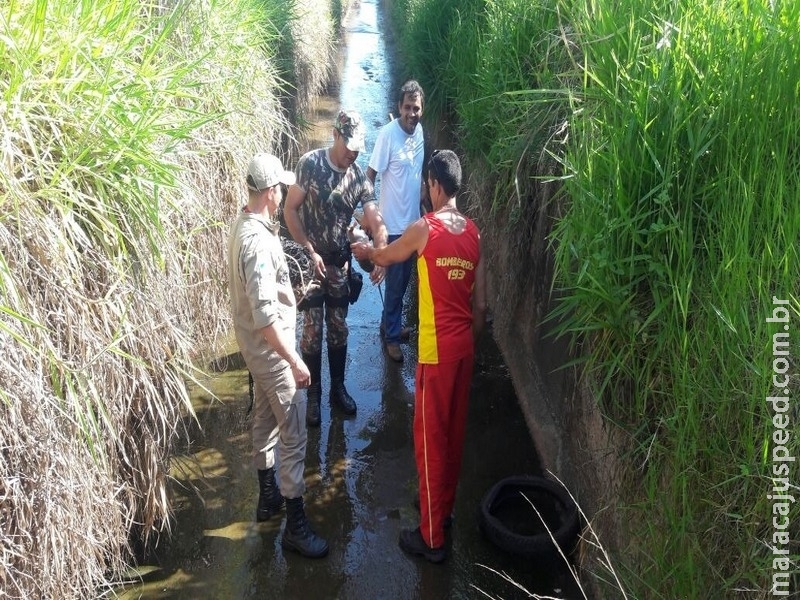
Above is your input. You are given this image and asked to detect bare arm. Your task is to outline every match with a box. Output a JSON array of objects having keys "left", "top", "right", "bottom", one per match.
[
  {"left": 359, "top": 201, "right": 387, "bottom": 284},
  {"left": 284, "top": 183, "right": 325, "bottom": 279},
  {"left": 351, "top": 217, "right": 428, "bottom": 267},
  {"left": 260, "top": 323, "right": 311, "bottom": 386},
  {"left": 471, "top": 237, "right": 487, "bottom": 341},
  {"left": 366, "top": 166, "right": 377, "bottom": 185},
  {"left": 362, "top": 201, "right": 388, "bottom": 248},
  {"left": 284, "top": 183, "right": 310, "bottom": 251}
]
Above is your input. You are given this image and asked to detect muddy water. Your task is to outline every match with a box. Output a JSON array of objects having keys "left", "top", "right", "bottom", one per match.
[{"left": 119, "top": 1, "right": 581, "bottom": 598}]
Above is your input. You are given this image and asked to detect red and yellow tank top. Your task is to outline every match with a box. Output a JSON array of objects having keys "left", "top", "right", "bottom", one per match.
[{"left": 417, "top": 212, "right": 480, "bottom": 364}]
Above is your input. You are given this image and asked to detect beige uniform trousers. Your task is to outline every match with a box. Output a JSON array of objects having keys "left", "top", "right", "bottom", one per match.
[{"left": 250, "top": 363, "right": 308, "bottom": 499}]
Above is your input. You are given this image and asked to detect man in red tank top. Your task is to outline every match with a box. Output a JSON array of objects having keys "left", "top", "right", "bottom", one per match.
[{"left": 351, "top": 149, "right": 487, "bottom": 563}]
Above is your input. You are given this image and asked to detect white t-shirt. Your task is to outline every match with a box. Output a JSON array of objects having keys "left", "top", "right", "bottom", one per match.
[{"left": 368, "top": 119, "right": 424, "bottom": 235}]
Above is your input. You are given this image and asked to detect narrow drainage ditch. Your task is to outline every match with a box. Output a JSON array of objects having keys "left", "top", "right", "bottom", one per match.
[{"left": 118, "top": 1, "right": 583, "bottom": 597}]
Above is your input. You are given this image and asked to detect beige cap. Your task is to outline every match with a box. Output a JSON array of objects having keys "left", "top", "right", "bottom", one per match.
[{"left": 247, "top": 153, "right": 296, "bottom": 191}]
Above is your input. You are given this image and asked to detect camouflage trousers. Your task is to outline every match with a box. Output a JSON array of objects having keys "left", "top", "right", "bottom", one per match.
[{"left": 300, "top": 263, "right": 350, "bottom": 355}]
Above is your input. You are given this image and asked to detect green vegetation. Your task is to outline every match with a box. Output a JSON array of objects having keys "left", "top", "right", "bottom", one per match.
[
  {"left": 0, "top": 0, "right": 334, "bottom": 596},
  {"left": 387, "top": 0, "right": 483, "bottom": 119},
  {"left": 391, "top": 0, "right": 799, "bottom": 596}
]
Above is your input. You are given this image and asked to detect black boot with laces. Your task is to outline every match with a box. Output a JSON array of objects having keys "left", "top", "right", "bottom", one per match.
[
  {"left": 256, "top": 468, "right": 284, "bottom": 522},
  {"left": 281, "top": 497, "right": 329, "bottom": 558}
]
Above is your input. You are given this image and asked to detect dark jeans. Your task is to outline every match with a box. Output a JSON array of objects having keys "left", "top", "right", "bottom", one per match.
[{"left": 382, "top": 234, "right": 414, "bottom": 344}]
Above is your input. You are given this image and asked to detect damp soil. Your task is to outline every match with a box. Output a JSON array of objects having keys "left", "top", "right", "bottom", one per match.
[{"left": 117, "top": 1, "right": 583, "bottom": 598}]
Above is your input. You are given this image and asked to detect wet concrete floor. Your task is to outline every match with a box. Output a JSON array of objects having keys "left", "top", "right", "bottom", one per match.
[{"left": 119, "top": 1, "right": 582, "bottom": 598}]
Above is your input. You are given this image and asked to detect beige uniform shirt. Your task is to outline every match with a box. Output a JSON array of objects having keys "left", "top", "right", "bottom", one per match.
[{"left": 227, "top": 211, "right": 295, "bottom": 376}]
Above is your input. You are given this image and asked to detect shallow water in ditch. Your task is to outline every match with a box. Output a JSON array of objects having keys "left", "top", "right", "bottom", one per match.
[{"left": 118, "top": 1, "right": 582, "bottom": 598}]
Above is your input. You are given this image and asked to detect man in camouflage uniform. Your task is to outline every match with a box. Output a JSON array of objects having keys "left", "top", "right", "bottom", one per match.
[{"left": 285, "top": 109, "right": 388, "bottom": 427}]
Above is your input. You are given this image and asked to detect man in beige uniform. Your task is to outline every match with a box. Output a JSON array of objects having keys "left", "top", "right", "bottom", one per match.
[{"left": 228, "top": 153, "right": 328, "bottom": 558}]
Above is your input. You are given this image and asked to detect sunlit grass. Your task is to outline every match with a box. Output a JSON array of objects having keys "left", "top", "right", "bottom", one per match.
[
  {"left": 390, "top": 0, "right": 485, "bottom": 120},
  {"left": 0, "top": 0, "right": 331, "bottom": 596},
  {"left": 551, "top": 2, "right": 800, "bottom": 594},
  {"left": 390, "top": 0, "right": 800, "bottom": 596}
]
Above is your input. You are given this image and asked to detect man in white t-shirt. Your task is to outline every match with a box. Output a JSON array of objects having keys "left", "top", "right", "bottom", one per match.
[{"left": 367, "top": 80, "right": 425, "bottom": 362}]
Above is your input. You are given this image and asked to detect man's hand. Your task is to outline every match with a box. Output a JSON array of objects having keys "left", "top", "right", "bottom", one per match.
[
  {"left": 309, "top": 252, "right": 326, "bottom": 280},
  {"left": 352, "top": 242, "right": 385, "bottom": 283},
  {"left": 351, "top": 241, "right": 371, "bottom": 262},
  {"left": 289, "top": 356, "right": 311, "bottom": 388},
  {"left": 369, "top": 265, "right": 385, "bottom": 285}
]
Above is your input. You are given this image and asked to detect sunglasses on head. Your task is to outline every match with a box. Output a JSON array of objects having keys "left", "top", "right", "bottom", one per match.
[{"left": 427, "top": 149, "right": 442, "bottom": 188}]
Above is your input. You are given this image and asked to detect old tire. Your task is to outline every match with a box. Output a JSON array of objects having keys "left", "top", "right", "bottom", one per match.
[{"left": 478, "top": 475, "right": 580, "bottom": 559}]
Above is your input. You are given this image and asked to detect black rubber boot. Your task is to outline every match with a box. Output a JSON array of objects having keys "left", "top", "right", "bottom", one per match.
[
  {"left": 303, "top": 352, "right": 322, "bottom": 427},
  {"left": 281, "top": 497, "right": 329, "bottom": 558},
  {"left": 256, "top": 468, "right": 284, "bottom": 522},
  {"left": 328, "top": 345, "right": 356, "bottom": 416}
]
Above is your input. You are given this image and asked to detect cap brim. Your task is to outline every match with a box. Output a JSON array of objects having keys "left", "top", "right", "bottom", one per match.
[
  {"left": 344, "top": 135, "right": 366, "bottom": 152},
  {"left": 278, "top": 170, "right": 296, "bottom": 186}
]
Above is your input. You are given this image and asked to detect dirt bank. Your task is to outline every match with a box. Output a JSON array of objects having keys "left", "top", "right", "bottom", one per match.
[{"left": 469, "top": 170, "right": 625, "bottom": 594}]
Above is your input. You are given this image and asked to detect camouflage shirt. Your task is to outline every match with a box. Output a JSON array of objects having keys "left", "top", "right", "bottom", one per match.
[{"left": 294, "top": 148, "right": 376, "bottom": 257}]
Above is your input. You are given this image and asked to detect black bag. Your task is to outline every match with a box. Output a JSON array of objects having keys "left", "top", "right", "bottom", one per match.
[{"left": 348, "top": 268, "right": 363, "bottom": 305}]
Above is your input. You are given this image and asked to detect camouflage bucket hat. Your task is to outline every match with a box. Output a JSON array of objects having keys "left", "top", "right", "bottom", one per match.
[{"left": 334, "top": 109, "right": 366, "bottom": 152}]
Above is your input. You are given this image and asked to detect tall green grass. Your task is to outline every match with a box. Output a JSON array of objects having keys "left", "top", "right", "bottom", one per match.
[
  {"left": 390, "top": 0, "right": 486, "bottom": 120},
  {"left": 266, "top": 0, "right": 335, "bottom": 134},
  {"left": 390, "top": 0, "right": 800, "bottom": 596},
  {"left": 552, "top": 1, "right": 800, "bottom": 595},
  {"left": 391, "top": 0, "right": 575, "bottom": 228},
  {"left": 0, "top": 0, "right": 334, "bottom": 596}
]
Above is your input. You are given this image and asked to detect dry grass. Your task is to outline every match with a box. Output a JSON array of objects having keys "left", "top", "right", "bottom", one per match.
[
  {"left": 291, "top": 0, "right": 336, "bottom": 122},
  {"left": 0, "top": 0, "right": 337, "bottom": 596},
  {"left": 0, "top": 209, "right": 193, "bottom": 598}
]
